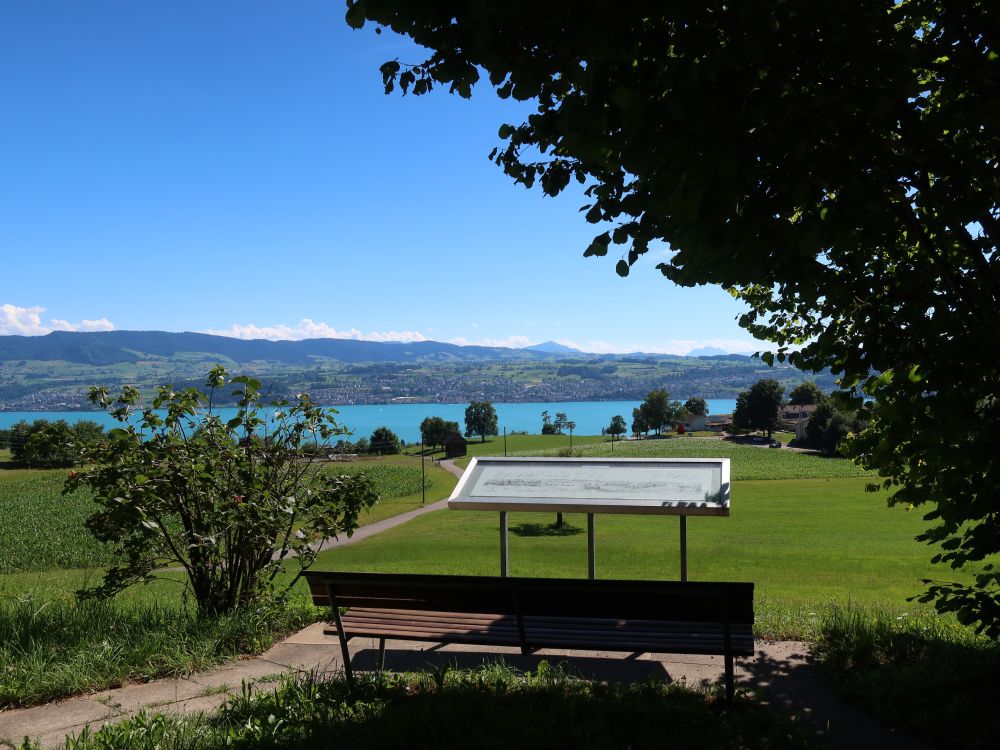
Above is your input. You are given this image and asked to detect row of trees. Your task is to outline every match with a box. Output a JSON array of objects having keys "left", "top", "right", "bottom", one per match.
[
  {"left": 0, "top": 419, "right": 105, "bottom": 468},
  {"left": 731, "top": 378, "right": 870, "bottom": 455}
]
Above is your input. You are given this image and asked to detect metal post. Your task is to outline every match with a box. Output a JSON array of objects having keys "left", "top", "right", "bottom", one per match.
[
  {"left": 680, "top": 515, "right": 688, "bottom": 582},
  {"left": 503, "top": 426, "right": 507, "bottom": 456},
  {"left": 500, "top": 511, "right": 509, "bottom": 577},
  {"left": 420, "top": 439, "right": 426, "bottom": 505},
  {"left": 587, "top": 513, "right": 596, "bottom": 579}
]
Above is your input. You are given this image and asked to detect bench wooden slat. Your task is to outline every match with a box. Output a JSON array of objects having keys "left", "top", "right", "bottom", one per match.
[{"left": 305, "top": 570, "right": 754, "bottom": 702}]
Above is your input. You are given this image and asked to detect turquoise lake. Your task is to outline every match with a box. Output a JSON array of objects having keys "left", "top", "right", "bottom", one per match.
[{"left": 0, "top": 400, "right": 737, "bottom": 445}]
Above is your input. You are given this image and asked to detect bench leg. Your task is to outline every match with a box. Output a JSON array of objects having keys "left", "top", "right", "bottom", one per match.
[
  {"left": 331, "top": 605, "right": 355, "bottom": 688},
  {"left": 377, "top": 637, "right": 387, "bottom": 671},
  {"left": 724, "top": 654, "right": 735, "bottom": 705}
]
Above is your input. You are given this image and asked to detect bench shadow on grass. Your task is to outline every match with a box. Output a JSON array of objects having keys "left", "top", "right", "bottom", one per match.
[
  {"left": 509, "top": 522, "right": 584, "bottom": 538},
  {"left": 345, "top": 643, "right": 916, "bottom": 748}
]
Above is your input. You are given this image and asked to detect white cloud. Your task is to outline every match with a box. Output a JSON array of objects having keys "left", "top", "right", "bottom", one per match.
[
  {"left": 448, "top": 335, "right": 537, "bottom": 349},
  {"left": 0, "top": 304, "right": 115, "bottom": 335},
  {"left": 201, "top": 319, "right": 429, "bottom": 343}
]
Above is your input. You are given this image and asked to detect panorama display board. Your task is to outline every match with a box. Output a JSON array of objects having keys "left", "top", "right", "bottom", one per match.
[{"left": 448, "top": 457, "right": 730, "bottom": 516}]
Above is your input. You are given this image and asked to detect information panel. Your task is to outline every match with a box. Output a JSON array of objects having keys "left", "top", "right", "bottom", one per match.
[{"left": 448, "top": 457, "right": 730, "bottom": 516}]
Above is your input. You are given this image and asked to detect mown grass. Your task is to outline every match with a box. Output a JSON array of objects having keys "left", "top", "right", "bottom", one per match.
[
  {"left": 41, "top": 664, "right": 822, "bottom": 750},
  {"left": 312, "top": 476, "right": 969, "bottom": 638},
  {"left": 813, "top": 605, "right": 1000, "bottom": 749}
]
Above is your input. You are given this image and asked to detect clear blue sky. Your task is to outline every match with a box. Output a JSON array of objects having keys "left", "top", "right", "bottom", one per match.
[{"left": 0, "top": 0, "right": 760, "bottom": 355}]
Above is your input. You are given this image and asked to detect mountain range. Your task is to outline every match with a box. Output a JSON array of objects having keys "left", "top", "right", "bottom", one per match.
[{"left": 0, "top": 331, "right": 747, "bottom": 366}]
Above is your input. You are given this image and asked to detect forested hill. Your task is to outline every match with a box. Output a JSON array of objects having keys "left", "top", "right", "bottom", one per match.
[
  {"left": 0, "top": 330, "right": 834, "bottom": 410},
  {"left": 0, "top": 330, "right": 557, "bottom": 366}
]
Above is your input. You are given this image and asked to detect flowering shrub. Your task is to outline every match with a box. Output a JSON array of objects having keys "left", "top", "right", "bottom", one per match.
[{"left": 65, "top": 366, "right": 378, "bottom": 615}]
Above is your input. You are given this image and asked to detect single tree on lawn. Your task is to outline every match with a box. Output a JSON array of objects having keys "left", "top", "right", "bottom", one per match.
[
  {"left": 65, "top": 367, "right": 378, "bottom": 616},
  {"left": 464, "top": 401, "right": 498, "bottom": 442},
  {"left": 732, "top": 380, "right": 785, "bottom": 439},
  {"left": 607, "top": 414, "right": 627, "bottom": 442},
  {"left": 370, "top": 426, "right": 401, "bottom": 455},
  {"left": 351, "top": 2, "right": 1000, "bottom": 633},
  {"left": 631, "top": 407, "right": 648, "bottom": 439},
  {"left": 639, "top": 389, "right": 683, "bottom": 435}
]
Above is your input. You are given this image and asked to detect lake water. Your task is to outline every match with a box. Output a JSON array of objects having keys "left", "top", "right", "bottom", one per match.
[{"left": 0, "top": 399, "right": 737, "bottom": 445}]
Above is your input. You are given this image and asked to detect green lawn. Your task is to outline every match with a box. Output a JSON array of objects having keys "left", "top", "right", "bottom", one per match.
[
  {"left": 324, "top": 454, "right": 457, "bottom": 525},
  {"left": 312, "top": 475, "right": 969, "bottom": 636}
]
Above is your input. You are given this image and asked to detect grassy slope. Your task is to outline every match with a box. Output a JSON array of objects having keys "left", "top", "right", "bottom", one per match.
[{"left": 312, "top": 476, "right": 950, "bottom": 606}]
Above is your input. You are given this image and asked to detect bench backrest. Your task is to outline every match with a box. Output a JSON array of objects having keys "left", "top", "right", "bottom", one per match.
[{"left": 304, "top": 571, "right": 753, "bottom": 624}]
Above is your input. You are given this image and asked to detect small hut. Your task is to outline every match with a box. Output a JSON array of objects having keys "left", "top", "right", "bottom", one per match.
[{"left": 443, "top": 432, "right": 468, "bottom": 458}]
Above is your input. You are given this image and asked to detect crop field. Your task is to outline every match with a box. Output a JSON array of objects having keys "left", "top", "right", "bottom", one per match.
[
  {"left": 326, "top": 462, "right": 427, "bottom": 499},
  {"left": 0, "top": 472, "right": 114, "bottom": 574},
  {"left": 0, "top": 457, "right": 455, "bottom": 577},
  {"left": 515, "top": 437, "right": 873, "bottom": 480}
]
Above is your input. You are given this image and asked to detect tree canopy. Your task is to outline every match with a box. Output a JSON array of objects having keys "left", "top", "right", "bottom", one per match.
[
  {"left": 638, "top": 389, "right": 683, "bottom": 435},
  {"left": 464, "top": 401, "right": 498, "bottom": 442},
  {"left": 788, "top": 382, "right": 825, "bottom": 407},
  {"left": 732, "top": 379, "right": 785, "bottom": 438},
  {"left": 683, "top": 397, "right": 708, "bottom": 417},
  {"left": 348, "top": 0, "right": 1000, "bottom": 633}
]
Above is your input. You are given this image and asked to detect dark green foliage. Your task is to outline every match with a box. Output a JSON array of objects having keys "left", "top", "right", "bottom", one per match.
[
  {"left": 57, "top": 664, "right": 822, "bottom": 749},
  {"left": 350, "top": 0, "right": 1000, "bottom": 632},
  {"left": 788, "top": 382, "right": 824, "bottom": 407},
  {"left": 683, "top": 397, "right": 708, "bottom": 416},
  {"left": 368, "top": 426, "right": 401, "bottom": 455},
  {"left": 6, "top": 419, "right": 105, "bottom": 468},
  {"left": 732, "top": 380, "right": 784, "bottom": 438},
  {"left": 418, "top": 416, "right": 459, "bottom": 449},
  {"left": 464, "top": 401, "right": 498, "bottom": 442},
  {"left": 803, "top": 401, "right": 869, "bottom": 455},
  {"left": 815, "top": 607, "right": 1000, "bottom": 749}
]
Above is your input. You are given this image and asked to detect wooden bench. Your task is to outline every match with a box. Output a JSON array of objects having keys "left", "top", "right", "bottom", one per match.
[{"left": 304, "top": 571, "right": 754, "bottom": 701}]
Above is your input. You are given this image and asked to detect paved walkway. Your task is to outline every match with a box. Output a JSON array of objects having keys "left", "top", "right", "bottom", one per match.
[{"left": 0, "top": 458, "right": 926, "bottom": 749}]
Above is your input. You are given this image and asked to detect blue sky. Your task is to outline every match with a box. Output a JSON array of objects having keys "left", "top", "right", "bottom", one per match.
[{"left": 0, "top": 1, "right": 760, "bottom": 355}]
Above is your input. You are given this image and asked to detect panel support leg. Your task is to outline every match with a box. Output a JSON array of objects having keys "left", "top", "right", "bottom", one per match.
[
  {"left": 680, "top": 515, "right": 688, "bottom": 582},
  {"left": 500, "top": 511, "right": 509, "bottom": 577},
  {"left": 377, "top": 636, "right": 387, "bottom": 672},
  {"left": 587, "top": 513, "right": 596, "bottom": 579}
]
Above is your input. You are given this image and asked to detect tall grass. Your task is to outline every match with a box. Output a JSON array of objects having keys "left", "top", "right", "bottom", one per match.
[
  {"left": 0, "top": 594, "right": 319, "bottom": 708},
  {"left": 814, "top": 604, "right": 1000, "bottom": 749},
  {"left": 48, "top": 664, "right": 823, "bottom": 749}
]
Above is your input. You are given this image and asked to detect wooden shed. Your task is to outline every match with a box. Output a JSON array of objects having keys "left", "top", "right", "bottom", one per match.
[{"left": 443, "top": 432, "right": 468, "bottom": 458}]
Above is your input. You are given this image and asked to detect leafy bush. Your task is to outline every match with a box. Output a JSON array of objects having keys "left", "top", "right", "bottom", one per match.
[{"left": 67, "top": 367, "right": 378, "bottom": 615}]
